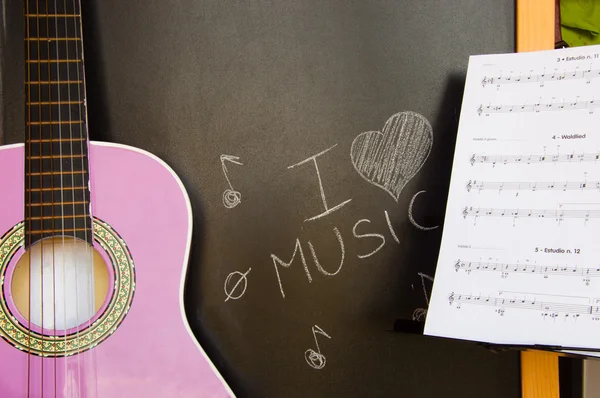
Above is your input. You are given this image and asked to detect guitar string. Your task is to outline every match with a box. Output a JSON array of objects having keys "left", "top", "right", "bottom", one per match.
[
  {"left": 34, "top": 1, "right": 45, "bottom": 396},
  {"left": 79, "top": 0, "right": 100, "bottom": 393},
  {"left": 24, "top": 1, "right": 32, "bottom": 396},
  {"left": 52, "top": 0, "right": 66, "bottom": 395},
  {"left": 42, "top": 0, "right": 58, "bottom": 395},
  {"left": 71, "top": 0, "right": 98, "bottom": 394},
  {"left": 61, "top": 0, "right": 82, "bottom": 393}
]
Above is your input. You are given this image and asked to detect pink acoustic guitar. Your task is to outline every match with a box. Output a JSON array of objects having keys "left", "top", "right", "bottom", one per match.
[{"left": 0, "top": 1, "right": 234, "bottom": 397}]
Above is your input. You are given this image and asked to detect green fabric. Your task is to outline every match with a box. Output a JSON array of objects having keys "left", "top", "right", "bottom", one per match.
[{"left": 560, "top": 0, "right": 600, "bottom": 47}]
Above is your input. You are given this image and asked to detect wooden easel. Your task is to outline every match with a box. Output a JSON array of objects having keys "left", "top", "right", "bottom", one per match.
[{"left": 517, "top": 1, "right": 560, "bottom": 397}]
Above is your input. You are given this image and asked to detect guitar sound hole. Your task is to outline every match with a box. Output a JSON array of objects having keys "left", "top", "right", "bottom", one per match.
[{"left": 10, "top": 237, "right": 109, "bottom": 333}]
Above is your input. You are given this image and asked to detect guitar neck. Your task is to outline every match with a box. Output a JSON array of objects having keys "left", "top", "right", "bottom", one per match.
[{"left": 23, "top": 0, "right": 92, "bottom": 247}]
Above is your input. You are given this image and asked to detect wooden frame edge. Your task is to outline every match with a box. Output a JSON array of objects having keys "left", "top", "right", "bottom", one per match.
[{"left": 516, "top": 1, "right": 559, "bottom": 397}]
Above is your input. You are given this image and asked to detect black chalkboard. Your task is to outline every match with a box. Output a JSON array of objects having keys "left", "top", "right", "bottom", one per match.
[{"left": 2, "top": 1, "right": 521, "bottom": 397}]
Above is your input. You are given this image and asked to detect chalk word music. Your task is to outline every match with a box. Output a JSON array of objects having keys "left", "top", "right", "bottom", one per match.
[{"left": 271, "top": 143, "right": 436, "bottom": 299}]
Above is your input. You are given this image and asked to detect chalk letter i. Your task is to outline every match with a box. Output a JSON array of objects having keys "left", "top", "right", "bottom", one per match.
[{"left": 287, "top": 144, "right": 352, "bottom": 222}]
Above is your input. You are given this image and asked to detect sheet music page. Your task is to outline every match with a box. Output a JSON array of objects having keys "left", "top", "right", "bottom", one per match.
[{"left": 425, "top": 44, "right": 600, "bottom": 349}]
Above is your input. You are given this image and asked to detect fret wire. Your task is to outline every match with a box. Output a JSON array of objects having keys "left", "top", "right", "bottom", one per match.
[
  {"left": 26, "top": 60, "right": 81, "bottom": 63},
  {"left": 25, "top": 14, "right": 81, "bottom": 18},
  {"left": 26, "top": 201, "right": 88, "bottom": 207},
  {"left": 27, "top": 55, "right": 83, "bottom": 83},
  {"left": 28, "top": 40, "right": 80, "bottom": 62},
  {"left": 28, "top": 101, "right": 83, "bottom": 105},
  {"left": 27, "top": 228, "right": 91, "bottom": 234},
  {"left": 26, "top": 217, "right": 92, "bottom": 228},
  {"left": 26, "top": 80, "right": 82, "bottom": 102},
  {"left": 27, "top": 80, "right": 82, "bottom": 84},
  {"left": 28, "top": 106, "right": 82, "bottom": 126},
  {"left": 28, "top": 138, "right": 85, "bottom": 142},
  {"left": 26, "top": 204, "right": 89, "bottom": 218},
  {"left": 25, "top": 38, "right": 81, "bottom": 41},
  {"left": 27, "top": 120, "right": 83, "bottom": 125},
  {"left": 28, "top": 215, "right": 88, "bottom": 220},
  {"left": 27, "top": 161, "right": 86, "bottom": 173},
  {"left": 26, "top": 186, "right": 87, "bottom": 191},
  {"left": 26, "top": 170, "right": 86, "bottom": 176},
  {"left": 26, "top": 191, "right": 90, "bottom": 207},
  {"left": 27, "top": 174, "right": 87, "bottom": 188},
  {"left": 28, "top": 154, "right": 85, "bottom": 159}
]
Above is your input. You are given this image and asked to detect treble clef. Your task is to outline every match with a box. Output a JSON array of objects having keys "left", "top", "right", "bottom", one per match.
[
  {"left": 470, "top": 154, "right": 476, "bottom": 166},
  {"left": 466, "top": 180, "right": 472, "bottom": 192},
  {"left": 481, "top": 76, "right": 488, "bottom": 87},
  {"left": 454, "top": 260, "right": 461, "bottom": 272},
  {"left": 477, "top": 104, "right": 483, "bottom": 116},
  {"left": 462, "top": 207, "right": 469, "bottom": 218},
  {"left": 449, "top": 292, "right": 455, "bottom": 305}
]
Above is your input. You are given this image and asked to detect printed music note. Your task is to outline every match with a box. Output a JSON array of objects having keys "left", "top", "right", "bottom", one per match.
[
  {"left": 304, "top": 325, "right": 331, "bottom": 370},
  {"left": 220, "top": 154, "right": 243, "bottom": 209}
]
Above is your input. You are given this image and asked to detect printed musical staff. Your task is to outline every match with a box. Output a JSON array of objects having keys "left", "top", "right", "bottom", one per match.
[
  {"left": 454, "top": 259, "right": 600, "bottom": 285},
  {"left": 469, "top": 151, "right": 600, "bottom": 166},
  {"left": 477, "top": 97, "right": 599, "bottom": 116},
  {"left": 466, "top": 179, "right": 600, "bottom": 193},
  {"left": 462, "top": 206, "right": 600, "bottom": 221},
  {"left": 481, "top": 67, "right": 600, "bottom": 87},
  {"left": 448, "top": 291, "right": 600, "bottom": 319}
]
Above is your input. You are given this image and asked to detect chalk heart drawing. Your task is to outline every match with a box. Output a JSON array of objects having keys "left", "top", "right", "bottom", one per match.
[{"left": 350, "top": 111, "right": 433, "bottom": 202}]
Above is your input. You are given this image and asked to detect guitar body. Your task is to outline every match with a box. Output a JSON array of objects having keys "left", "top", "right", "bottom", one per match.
[{"left": 0, "top": 142, "right": 233, "bottom": 398}]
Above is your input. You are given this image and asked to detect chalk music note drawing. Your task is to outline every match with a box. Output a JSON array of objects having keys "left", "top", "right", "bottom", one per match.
[
  {"left": 481, "top": 67, "right": 600, "bottom": 87},
  {"left": 304, "top": 325, "right": 331, "bottom": 370},
  {"left": 412, "top": 272, "right": 434, "bottom": 321},
  {"left": 220, "top": 154, "right": 243, "bottom": 209},
  {"left": 454, "top": 260, "right": 598, "bottom": 285},
  {"left": 477, "top": 97, "right": 599, "bottom": 116}
]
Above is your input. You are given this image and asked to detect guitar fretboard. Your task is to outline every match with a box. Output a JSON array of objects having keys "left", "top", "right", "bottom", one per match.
[{"left": 24, "top": 0, "right": 92, "bottom": 246}]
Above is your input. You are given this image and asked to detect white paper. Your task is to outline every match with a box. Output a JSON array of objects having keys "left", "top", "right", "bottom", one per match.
[{"left": 424, "top": 44, "right": 600, "bottom": 350}]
